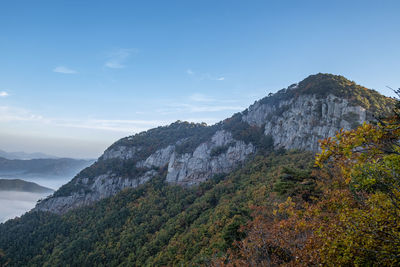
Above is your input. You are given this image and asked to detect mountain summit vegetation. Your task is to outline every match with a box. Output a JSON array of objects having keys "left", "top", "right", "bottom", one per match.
[{"left": 0, "top": 74, "right": 398, "bottom": 266}]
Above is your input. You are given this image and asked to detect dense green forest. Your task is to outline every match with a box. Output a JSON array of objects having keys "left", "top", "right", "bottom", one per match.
[{"left": 0, "top": 151, "right": 314, "bottom": 266}]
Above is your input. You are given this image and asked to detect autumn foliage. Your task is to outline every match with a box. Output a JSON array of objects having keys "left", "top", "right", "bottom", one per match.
[{"left": 218, "top": 93, "right": 400, "bottom": 266}]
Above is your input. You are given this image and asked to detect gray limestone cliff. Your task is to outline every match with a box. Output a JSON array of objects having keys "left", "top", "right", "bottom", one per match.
[
  {"left": 34, "top": 73, "right": 394, "bottom": 214},
  {"left": 166, "top": 130, "right": 254, "bottom": 186},
  {"left": 243, "top": 94, "right": 366, "bottom": 151},
  {"left": 35, "top": 130, "right": 254, "bottom": 214}
]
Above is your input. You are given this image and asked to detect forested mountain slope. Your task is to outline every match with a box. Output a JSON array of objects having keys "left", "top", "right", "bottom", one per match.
[
  {"left": 0, "top": 151, "right": 314, "bottom": 266},
  {"left": 35, "top": 73, "right": 395, "bottom": 214},
  {"left": 0, "top": 73, "right": 396, "bottom": 266}
]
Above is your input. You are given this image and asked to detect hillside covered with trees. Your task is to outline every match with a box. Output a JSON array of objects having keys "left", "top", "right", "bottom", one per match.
[
  {"left": 0, "top": 75, "right": 398, "bottom": 266},
  {"left": 217, "top": 89, "right": 400, "bottom": 266},
  {"left": 0, "top": 150, "right": 314, "bottom": 266}
]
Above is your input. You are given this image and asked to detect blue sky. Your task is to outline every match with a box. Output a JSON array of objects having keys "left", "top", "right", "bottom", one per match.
[{"left": 0, "top": 0, "right": 399, "bottom": 158}]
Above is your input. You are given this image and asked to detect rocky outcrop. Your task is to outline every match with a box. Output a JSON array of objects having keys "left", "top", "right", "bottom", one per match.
[
  {"left": 36, "top": 131, "right": 255, "bottom": 213},
  {"left": 35, "top": 170, "right": 156, "bottom": 214},
  {"left": 166, "top": 130, "right": 255, "bottom": 186},
  {"left": 136, "top": 145, "right": 175, "bottom": 168},
  {"left": 243, "top": 94, "right": 366, "bottom": 151},
  {"left": 102, "top": 145, "right": 141, "bottom": 160}
]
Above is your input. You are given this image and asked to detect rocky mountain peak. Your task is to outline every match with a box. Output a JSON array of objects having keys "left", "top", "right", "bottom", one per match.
[{"left": 34, "top": 74, "right": 394, "bottom": 214}]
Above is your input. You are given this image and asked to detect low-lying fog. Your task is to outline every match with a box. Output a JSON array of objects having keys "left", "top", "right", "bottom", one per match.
[
  {"left": 0, "top": 191, "right": 52, "bottom": 222},
  {"left": 0, "top": 177, "right": 71, "bottom": 223}
]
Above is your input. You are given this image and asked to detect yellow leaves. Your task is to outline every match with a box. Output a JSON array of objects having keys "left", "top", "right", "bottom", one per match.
[
  {"left": 272, "top": 209, "right": 277, "bottom": 216},
  {"left": 277, "top": 197, "right": 295, "bottom": 217},
  {"left": 296, "top": 219, "right": 308, "bottom": 231},
  {"left": 219, "top": 110, "right": 400, "bottom": 266},
  {"left": 315, "top": 121, "right": 391, "bottom": 187},
  {"left": 309, "top": 116, "right": 400, "bottom": 265}
]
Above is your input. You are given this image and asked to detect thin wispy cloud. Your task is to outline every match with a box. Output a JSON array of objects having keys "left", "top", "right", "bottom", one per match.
[
  {"left": 186, "top": 69, "right": 225, "bottom": 81},
  {"left": 177, "top": 103, "right": 243, "bottom": 113},
  {"left": 189, "top": 93, "right": 239, "bottom": 104},
  {"left": 0, "top": 106, "right": 46, "bottom": 122},
  {"left": 201, "top": 74, "right": 225, "bottom": 81},
  {"left": 156, "top": 92, "right": 243, "bottom": 115},
  {"left": 0, "top": 91, "right": 9, "bottom": 97},
  {"left": 105, "top": 48, "right": 136, "bottom": 69},
  {"left": 54, "top": 119, "right": 168, "bottom": 133},
  {"left": 0, "top": 105, "right": 167, "bottom": 133},
  {"left": 189, "top": 93, "right": 215, "bottom": 102},
  {"left": 53, "top": 117, "right": 222, "bottom": 133},
  {"left": 158, "top": 103, "right": 244, "bottom": 114},
  {"left": 0, "top": 90, "right": 243, "bottom": 145},
  {"left": 53, "top": 66, "right": 78, "bottom": 74}
]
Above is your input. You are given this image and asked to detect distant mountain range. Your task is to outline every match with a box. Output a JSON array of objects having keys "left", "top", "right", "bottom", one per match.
[
  {"left": 0, "top": 157, "right": 95, "bottom": 179},
  {"left": 0, "top": 150, "right": 58, "bottom": 160},
  {"left": 0, "top": 179, "right": 54, "bottom": 193}
]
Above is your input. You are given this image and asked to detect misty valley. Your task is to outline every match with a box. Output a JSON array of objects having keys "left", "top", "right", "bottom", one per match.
[
  {"left": 0, "top": 155, "right": 93, "bottom": 222},
  {"left": 0, "top": 190, "right": 51, "bottom": 223}
]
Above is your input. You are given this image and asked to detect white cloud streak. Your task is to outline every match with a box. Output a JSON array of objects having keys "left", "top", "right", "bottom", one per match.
[
  {"left": 0, "top": 88, "right": 244, "bottom": 140},
  {"left": 172, "top": 103, "right": 243, "bottom": 112},
  {"left": 156, "top": 92, "right": 243, "bottom": 115},
  {"left": 53, "top": 66, "right": 78, "bottom": 74},
  {"left": 105, "top": 48, "right": 135, "bottom": 69},
  {"left": 55, "top": 119, "right": 169, "bottom": 133},
  {"left": 158, "top": 103, "right": 244, "bottom": 114},
  {"left": 0, "top": 102, "right": 239, "bottom": 136},
  {"left": 186, "top": 69, "right": 225, "bottom": 81},
  {"left": 0, "top": 105, "right": 167, "bottom": 134},
  {"left": 0, "top": 91, "right": 9, "bottom": 97},
  {"left": 0, "top": 106, "right": 47, "bottom": 122},
  {"left": 189, "top": 93, "right": 215, "bottom": 102}
]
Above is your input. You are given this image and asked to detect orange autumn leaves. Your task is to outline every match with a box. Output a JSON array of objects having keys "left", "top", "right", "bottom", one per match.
[{"left": 218, "top": 116, "right": 400, "bottom": 266}]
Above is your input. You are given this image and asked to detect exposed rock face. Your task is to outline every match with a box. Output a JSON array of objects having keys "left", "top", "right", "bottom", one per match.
[
  {"left": 101, "top": 145, "right": 141, "bottom": 160},
  {"left": 166, "top": 130, "right": 255, "bottom": 186},
  {"left": 136, "top": 145, "right": 175, "bottom": 168},
  {"left": 243, "top": 94, "right": 366, "bottom": 151},
  {"left": 35, "top": 131, "right": 254, "bottom": 214},
  {"left": 35, "top": 170, "right": 156, "bottom": 214}
]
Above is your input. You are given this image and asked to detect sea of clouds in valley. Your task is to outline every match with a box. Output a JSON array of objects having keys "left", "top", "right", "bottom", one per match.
[
  {"left": 0, "top": 191, "right": 52, "bottom": 222},
  {"left": 0, "top": 176, "right": 70, "bottom": 223}
]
